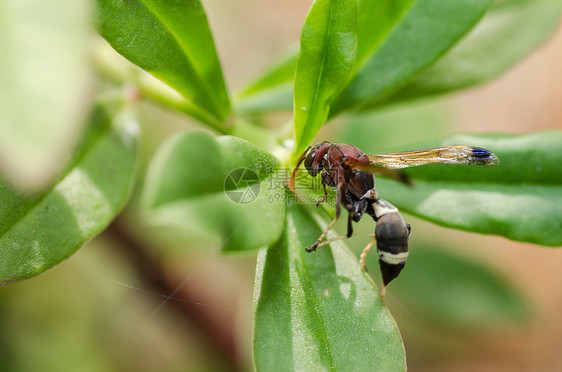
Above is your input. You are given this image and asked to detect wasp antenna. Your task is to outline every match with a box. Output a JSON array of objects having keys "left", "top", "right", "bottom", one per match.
[
  {"left": 289, "top": 168, "right": 298, "bottom": 190},
  {"left": 289, "top": 147, "right": 310, "bottom": 190}
]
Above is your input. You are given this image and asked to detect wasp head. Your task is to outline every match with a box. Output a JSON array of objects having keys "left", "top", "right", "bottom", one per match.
[{"left": 303, "top": 142, "right": 331, "bottom": 177}]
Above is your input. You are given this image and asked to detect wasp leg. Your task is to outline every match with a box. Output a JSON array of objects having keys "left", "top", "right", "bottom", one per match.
[
  {"left": 380, "top": 285, "right": 387, "bottom": 298},
  {"left": 316, "top": 177, "right": 329, "bottom": 208},
  {"left": 314, "top": 233, "right": 356, "bottom": 248},
  {"left": 306, "top": 216, "right": 338, "bottom": 252},
  {"left": 313, "top": 198, "right": 356, "bottom": 249},
  {"left": 360, "top": 237, "right": 376, "bottom": 272},
  {"left": 314, "top": 205, "right": 357, "bottom": 248},
  {"left": 346, "top": 212, "right": 354, "bottom": 238},
  {"left": 360, "top": 237, "right": 389, "bottom": 297},
  {"left": 307, "top": 178, "right": 344, "bottom": 252}
]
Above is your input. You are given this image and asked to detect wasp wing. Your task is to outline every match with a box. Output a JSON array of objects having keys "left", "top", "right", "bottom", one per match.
[
  {"left": 343, "top": 158, "right": 412, "bottom": 186},
  {"left": 344, "top": 146, "right": 498, "bottom": 182},
  {"left": 365, "top": 146, "right": 499, "bottom": 169}
]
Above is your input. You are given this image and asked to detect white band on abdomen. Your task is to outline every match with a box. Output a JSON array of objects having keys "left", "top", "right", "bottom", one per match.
[
  {"left": 374, "top": 202, "right": 398, "bottom": 218},
  {"left": 378, "top": 251, "right": 409, "bottom": 265}
]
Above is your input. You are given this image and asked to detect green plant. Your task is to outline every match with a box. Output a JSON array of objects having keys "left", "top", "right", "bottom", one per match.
[{"left": 1, "top": 0, "right": 561, "bottom": 370}]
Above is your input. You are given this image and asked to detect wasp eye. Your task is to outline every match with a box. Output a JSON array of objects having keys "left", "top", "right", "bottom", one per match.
[{"left": 304, "top": 151, "right": 316, "bottom": 170}]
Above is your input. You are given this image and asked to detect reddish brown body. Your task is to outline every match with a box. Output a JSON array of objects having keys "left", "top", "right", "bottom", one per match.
[
  {"left": 305, "top": 142, "right": 372, "bottom": 200},
  {"left": 290, "top": 141, "right": 499, "bottom": 295},
  {"left": 291, "top": 142, "right": 379, "bottom": 248},
  {"left": 290, "top": 141, "right": 412, "bottom": 293}
]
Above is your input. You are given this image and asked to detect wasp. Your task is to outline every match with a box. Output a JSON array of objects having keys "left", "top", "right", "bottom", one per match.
[{"left": 289, "top": 142, "right": 499, "bottom": 296}]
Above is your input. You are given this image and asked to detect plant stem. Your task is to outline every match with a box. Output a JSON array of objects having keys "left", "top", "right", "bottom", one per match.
[{"left": 93, "top": 40, "right": 228, "bottom": 134}]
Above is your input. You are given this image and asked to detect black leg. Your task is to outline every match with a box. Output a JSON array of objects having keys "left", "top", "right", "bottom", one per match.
[
  {"left": 334, "top": 179, "right": 343, "bottom": 218},
  {"left": 346, "top": 212, "right": 354, "bottom": 238}
]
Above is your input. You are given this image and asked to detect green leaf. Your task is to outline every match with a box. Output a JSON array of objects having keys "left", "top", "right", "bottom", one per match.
[
  {"left": 254, "top": 201, "right": 406, "bottom": 371},
  {"left": 0, "top": 0, "right": 92, "bottom": 189},
  {"left": 236, "top": 1, "right": 562, "bottom": 117},
  {"left": 96, "top": 0, "right": 230, "bottom": 123},
  {"left": 235, "top": 0, "right": 417, "bottom": 114},
  {"left": 355, "top": 0, "right": 415, "bottom": 64},
  {"left": 337, "top": 103, "right": 449, "bottom": 154},
  {"left": 234, "top": 47, "right": 298, "bottom": 113},
  {"left": 387, "top": 246, "right": 531, "bottom": 330},
  {"left": 293, "top": 0, "right": 358, "bottom": 154},
  {"left": 375, "top": 131, "right": 562, "bottom": 246},
  {"left": 367, "top": 0, "right": 562, "bottom": 108},
  {"left": 0, "top": 98, "right": 138, "bottom": 285},
  {"left": 142, "top": 131, "right": 284, "bottom": 252},
  {"left": 332, "top": 0, "right": 494, "bottom": 114},
  {"left": 93, "top": 42, "right": 224, "bottom": 129}
]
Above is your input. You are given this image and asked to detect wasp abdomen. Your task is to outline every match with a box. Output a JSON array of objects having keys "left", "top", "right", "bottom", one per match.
[{"left": 373, "top": 200, "right": 411, "bottom": 287}]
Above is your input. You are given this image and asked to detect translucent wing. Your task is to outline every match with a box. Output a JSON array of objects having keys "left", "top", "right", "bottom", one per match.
[
  {"left": 344, "top": 146, "right": 499, "bottom": 177},
  {"left": 367, "top": 146, "right": 499, "bottom": 169}
]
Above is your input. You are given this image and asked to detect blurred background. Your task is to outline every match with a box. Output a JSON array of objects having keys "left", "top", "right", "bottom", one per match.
[{"left": 1, "top": 1, "right": 562, "bottom": 371}]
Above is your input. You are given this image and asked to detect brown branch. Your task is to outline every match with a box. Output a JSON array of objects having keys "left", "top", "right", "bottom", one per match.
[{"left": 104, "top": 217, "right": 243, "bottom": 372}]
